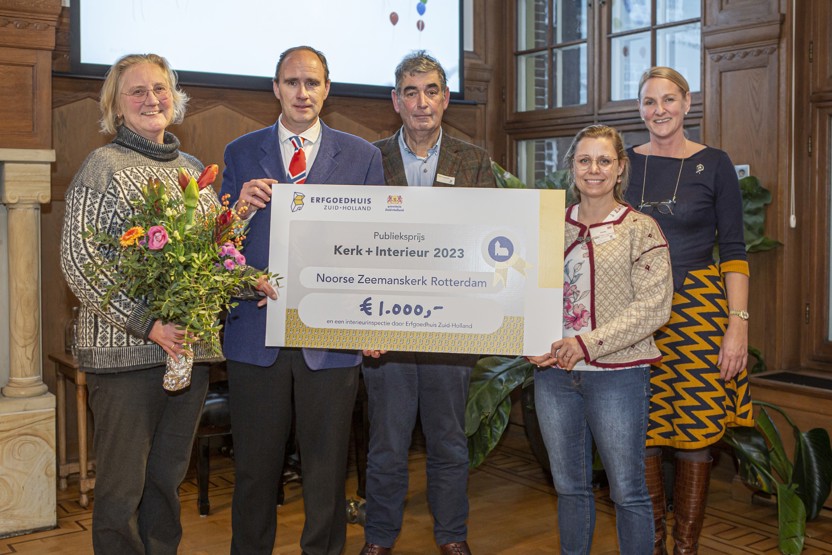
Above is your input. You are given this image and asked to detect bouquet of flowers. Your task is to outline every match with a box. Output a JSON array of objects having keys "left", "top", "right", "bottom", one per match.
[{"left": 87, "top": 165, "right": 275, "bottom": 390}]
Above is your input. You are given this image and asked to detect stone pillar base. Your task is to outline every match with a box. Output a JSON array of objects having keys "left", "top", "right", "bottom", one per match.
[
  {"left": 0, "top": 394, "right": 56, "bottom": 538},
  {"left": 2, "top": 376, "right": 49, "bottom": 398}
]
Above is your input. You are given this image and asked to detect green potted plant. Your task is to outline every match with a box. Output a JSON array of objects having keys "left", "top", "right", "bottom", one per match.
[{"left": 722, "top": 402, "right": 832, "bottom": 554}]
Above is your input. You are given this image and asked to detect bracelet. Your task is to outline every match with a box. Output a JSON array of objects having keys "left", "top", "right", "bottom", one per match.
[{"left": 728, "top": 309, "right": 749, "bottom": 321}]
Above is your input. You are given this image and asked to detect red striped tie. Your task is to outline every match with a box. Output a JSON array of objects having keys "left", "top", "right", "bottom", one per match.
[{"left": 288, "top": 135, "right": 307, "bottom": 184}]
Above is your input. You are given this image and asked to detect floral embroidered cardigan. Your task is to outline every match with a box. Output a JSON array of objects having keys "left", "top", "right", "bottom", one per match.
[{"left": 564, "top": 204, "right": 674, "bottom": 368}]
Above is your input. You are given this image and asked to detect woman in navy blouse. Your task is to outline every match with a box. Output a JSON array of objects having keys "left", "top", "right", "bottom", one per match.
[{"left": 624, "top": 66, "right": 754, "bottom": 555}]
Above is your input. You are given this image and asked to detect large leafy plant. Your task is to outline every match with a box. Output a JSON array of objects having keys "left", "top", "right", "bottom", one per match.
[
  {"left": 723, "top": 402, "right": 832, "bottom": 554},
  {"left": 466, "top": 355, "right": 534, "bottom": 467},
  {"left": 740, "top": 175, "right": 781, "bottom": 253}
]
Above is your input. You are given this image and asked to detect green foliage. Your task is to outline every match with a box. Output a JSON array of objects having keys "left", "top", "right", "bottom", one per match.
[
  {"left": 84, "top": 176, "right": 276, "bottom": 356},
  {"left": 748, "top": 346, "right": 768, "bottom": 374},
  {"left": 739, "top": 175, "right": 781, "bottom": 253},
  {"left": 465, "top": 355, "right": 534, "bottom": 468},
  {"left": 723, "top": 401, "right": 832, "bottom": 554},
  {"left": 491, "top": 161, "right": 571, "bottom": 194},
  {"left": 491, "top": 161, "right": 528, "bottom": 189}
]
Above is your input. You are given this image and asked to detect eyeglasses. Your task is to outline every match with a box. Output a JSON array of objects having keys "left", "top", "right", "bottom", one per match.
[
  {"left": 575, "top": 156, "right": 617, "bottom": 171},
  {"left": 638, "top": 199, "right": 676, "bottom": 215},
  {"left": 121, "top": 85, "right": 170, "bottom": 103}
]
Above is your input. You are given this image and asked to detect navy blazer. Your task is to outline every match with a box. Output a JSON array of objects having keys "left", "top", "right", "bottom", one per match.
[{"left": 220, "top": 121, "right": 385, "bottom": 369}]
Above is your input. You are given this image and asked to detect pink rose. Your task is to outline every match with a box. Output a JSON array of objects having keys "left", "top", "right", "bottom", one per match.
[
  {"left": 223, "top": 259, "right": 237, "bottom": 271},
  {"left": 234, "top": 253, "right": 246, "bottom": 266},
  {"left": 146, "top": 225, "right": 169, "bottom": 250}
]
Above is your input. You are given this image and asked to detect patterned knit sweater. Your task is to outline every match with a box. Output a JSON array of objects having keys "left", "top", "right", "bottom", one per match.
[
  {"left": 60, "top": 126, "right": 222, "bottom": 372},
  {"left": 565, "top": 204, "right": 674, "bottom": 367}
]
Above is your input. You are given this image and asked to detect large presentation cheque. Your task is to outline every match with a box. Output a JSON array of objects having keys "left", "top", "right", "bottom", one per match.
[{"left": 265, "top": 184, "right": 564, "bottom": 355}]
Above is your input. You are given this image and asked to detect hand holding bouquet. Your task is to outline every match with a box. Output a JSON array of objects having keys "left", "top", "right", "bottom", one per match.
[{"left": 87, "top": 164, "right": 278, "bottom": 390}]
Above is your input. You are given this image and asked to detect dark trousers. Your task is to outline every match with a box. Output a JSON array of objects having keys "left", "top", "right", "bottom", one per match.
[
  {"left": 362, "top": 352, "right": 475, "bottom": 547},
  {"left": 86, "top": 364, "right": 209, "bottom": 555},
  {"left": 228, "top": 349, "right": 359, "bottom": 555}
]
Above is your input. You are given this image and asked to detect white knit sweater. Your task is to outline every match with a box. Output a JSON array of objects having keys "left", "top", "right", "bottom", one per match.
[{"left": 60, "top": 126, "right": 222, "bottom": 371}]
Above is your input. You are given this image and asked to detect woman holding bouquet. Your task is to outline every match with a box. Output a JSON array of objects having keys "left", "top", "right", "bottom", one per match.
[{"left": 60, "top": 53, "right": 222, "bottom": 555}]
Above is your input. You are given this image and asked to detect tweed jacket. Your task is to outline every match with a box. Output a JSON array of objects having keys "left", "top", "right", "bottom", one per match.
[
  {"left": 565, "top": 204, "right": 673, "bottom": 368},
  {"left": 374, "top": 128, "right": 496, "bottom": 188}
]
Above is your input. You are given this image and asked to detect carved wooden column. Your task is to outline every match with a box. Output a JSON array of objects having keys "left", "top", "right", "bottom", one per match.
[{"left": 0, "top": 0, "right": 61, "bottom": 538}]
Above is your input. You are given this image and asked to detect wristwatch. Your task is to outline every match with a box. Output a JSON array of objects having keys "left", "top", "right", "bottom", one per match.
[{"left": 729, "top": 309, "right": 750, "bottom": 321}]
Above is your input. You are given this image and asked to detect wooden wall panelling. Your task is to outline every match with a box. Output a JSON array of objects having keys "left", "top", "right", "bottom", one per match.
[
  {"left": 811, "top": 0, "right": 832, "bottom": 94},
  {"left": 704, "top": 45, "right": 784, "bottom": 368},
  {"left": 773, "top": 3, "right": 802, "bottom": 373},
  {"left": 702, "top": 5, "right": 796, "bottom": 372},
  {"left": 805, "top": 103, "right": 832, "bottom": 364},
  {"left": 0, "top": 46, "right": 51, "bottom": 149},
  {"left": 0, "top": 0, "right": 61, "bottom": 149},
  {"left": 704, "top": 0, "right": 781, "bottom": 29},
  {"left": 803, "top": 1, "right": 832, "bottom": 366}
]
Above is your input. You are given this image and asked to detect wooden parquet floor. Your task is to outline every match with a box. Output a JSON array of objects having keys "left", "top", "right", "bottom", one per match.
[{"left": 3, "top": 425, "right": 832, "bottom": 554}]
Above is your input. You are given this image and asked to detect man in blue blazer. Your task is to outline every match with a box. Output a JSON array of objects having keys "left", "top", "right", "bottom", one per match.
[{"left": 220, "top": 45, "right": 385, "bottom": 555}]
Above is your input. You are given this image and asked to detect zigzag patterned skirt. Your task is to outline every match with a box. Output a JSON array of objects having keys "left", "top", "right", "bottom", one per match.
[{"left": 646, "top": 265, "right": 754, "bottom": 449}]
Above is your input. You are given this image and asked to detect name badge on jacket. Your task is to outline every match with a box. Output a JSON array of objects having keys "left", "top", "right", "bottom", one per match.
[
  {"left": 590, "top": 224, "right": 615, "bottom": 245},
  {"left": 436, "top": 174, "right": 455, "bottom": 185}
]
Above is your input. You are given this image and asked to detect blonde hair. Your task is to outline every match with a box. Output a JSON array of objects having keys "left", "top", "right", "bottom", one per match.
[
  {"left": 99, "top": 53, "right": 188, "bottom": 135},
  {"left": 563, "top": 124, "right": 630, "bottom": 205},
  {"left": 638, "top": 66, "right": 690, "bottom": 100}
]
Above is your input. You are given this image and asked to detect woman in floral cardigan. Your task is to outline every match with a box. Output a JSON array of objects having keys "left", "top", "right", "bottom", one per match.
[{"left": 528, "top": 124, "right": 673, "bottom": 554}]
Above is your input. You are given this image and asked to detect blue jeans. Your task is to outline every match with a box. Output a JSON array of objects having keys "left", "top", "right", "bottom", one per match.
[
  {"left": 534, "top": 366, "right": 653, "bottom": 555},
  {"left": 362, "top": 352, "right": 476, "bottom": 547}
]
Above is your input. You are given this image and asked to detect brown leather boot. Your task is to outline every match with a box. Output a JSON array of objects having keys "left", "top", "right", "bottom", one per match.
[
  {"left": 672, "top": 458, "right": 712, "bottom": 555},
  {"left": 645, "top": 454, "right": 668, "bottom": 555}
]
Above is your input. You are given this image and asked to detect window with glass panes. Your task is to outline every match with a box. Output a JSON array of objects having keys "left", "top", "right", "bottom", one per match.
[
  {"left": 515, "top": 0, "right": 589, "bottom": 112},
  {"left": 609, "top": 0, "right": 701, "bottom": 101},
  {"left": 511, "top": 0, "right": 701, "bottom": 188}
]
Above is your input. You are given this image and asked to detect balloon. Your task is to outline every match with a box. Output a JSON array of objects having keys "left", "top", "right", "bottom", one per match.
[
  {"left": 416, "top": 2, "right": 426, "bottom": 15},
  {"left": 421, "top": 0, "right": 428, "bottom": 3},
  {"left": 390, "top": 11, "right": 398, "bottom": 25},
  {"left": 417, "top": 19, "right": 425, "bottom": 31}
]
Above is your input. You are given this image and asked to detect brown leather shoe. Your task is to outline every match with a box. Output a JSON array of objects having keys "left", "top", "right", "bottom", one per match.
[
  {"left": 359, "top": 543, "right": 392, "bottom": 555},
  {"left": 439, "top": 541, "right": 472, "bottom": 555}
]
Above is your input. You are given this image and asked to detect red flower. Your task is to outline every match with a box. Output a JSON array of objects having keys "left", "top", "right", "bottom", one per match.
[
  {"left": 197, "top": 164, "right": 219, "bottom": 190},
  {"left": 217, "top": 209, "right": 233, "bottom": 228},
  {"left": 177, "top": 167, "right": 191, "bottom": 191}
]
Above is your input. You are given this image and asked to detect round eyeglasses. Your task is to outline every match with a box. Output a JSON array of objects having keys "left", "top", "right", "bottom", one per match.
[
  {"left": 121, "top": 85, "right": 170, "bottom": 103},
  {"left": 575, "top": 156, "right": 617, "bottom": 171}
]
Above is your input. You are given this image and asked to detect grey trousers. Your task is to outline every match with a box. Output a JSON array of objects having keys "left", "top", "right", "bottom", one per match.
[{"left": 86, "top": 364, "right": 209, "bottom": 555}]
